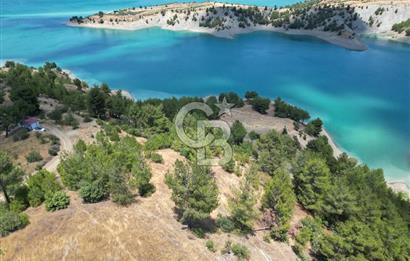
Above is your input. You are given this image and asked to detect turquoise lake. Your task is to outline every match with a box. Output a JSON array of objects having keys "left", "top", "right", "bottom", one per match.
[{"left": 2, "top": 0, "right": 410, "bottom": 184}]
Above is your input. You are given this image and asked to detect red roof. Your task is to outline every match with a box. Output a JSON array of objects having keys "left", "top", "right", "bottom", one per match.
[{"left": 23, "top": 117, "right": 38, "bottom": 125}]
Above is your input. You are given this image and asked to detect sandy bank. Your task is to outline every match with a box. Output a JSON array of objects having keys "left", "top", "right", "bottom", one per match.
[{"left": 68, "top": 20, "right": 367, "bottom": 51}]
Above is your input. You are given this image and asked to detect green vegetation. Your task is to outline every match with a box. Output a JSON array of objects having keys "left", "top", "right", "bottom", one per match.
[
  {"left": 230, "top": 120, "right": 247, "bottom": 144},
  {"left": 27, "top": 170, "right": 61, "bottom": 207},
  {"left": 274, "top": 97, "right": 310, "bottom": 122},
  {"left": 45, "top": 191, "right": 70, "bottom": 211},
  {"left": 231, "top": 243, "right": 250, "bottom": 260},
  {"left": 228, "top": 168, "right": 258, "bottom": 233},
  {"left": 263, "top": 168, "right": 296, "bottom": 241},
  {"left": 1, "top": 62, "right": 409, "bottom": 261},
  {"left": 392, "top": 19, "right": 410, "bottom": 36},
  {"left": 257, "top": 129, "right": 298, "bottom": 174},
  {"left": 205, "top": 240, "right": 216, "bottom": 252},
  {"left": 79, "top": 181, "right": 108, "bottom": 203},
  {"left": 250, "top": 96, "right": 270, "bottom": 114},
  {"left": 165, "top": 160, "right": 218, "bottom": 228},
  {"left": 58, "top": 135, "right": 152, "bottom": 205},
  {"left": 304, "top": 117, "right": 323, "bottom": 137},
  {"left": 0, "top": 152, "right": 24, "bottom": 204},
  {"left": 0, "top": 204, "right": 29, "bottom": 237},
  {"left": 26, "top": 151, "right": 43, "bottom": 163}
]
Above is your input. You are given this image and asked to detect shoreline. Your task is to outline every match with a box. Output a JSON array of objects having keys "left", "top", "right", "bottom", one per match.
[
  {"left": 68, "top": 21, "right": 368, "bottom": 51},
  {"left": 322, "top": 127, "right": 409, "bottom": 197}
]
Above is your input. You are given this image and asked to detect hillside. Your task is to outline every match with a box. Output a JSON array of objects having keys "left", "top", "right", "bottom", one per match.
[
  {"left": 1, "top": 62, "right": 409, "bottom": 261},
  {"left": 68, "top": 1, "right": 410, "bottom": 50},
  {"left": 0, "top": 148, "right": 297, "bottom": 260}
]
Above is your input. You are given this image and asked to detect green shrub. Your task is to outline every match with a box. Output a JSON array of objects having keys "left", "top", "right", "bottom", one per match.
[
  {"left": 206, "top": 240, "right": 216, "bottom": 252},
  {"left": 63, "top": 112, "right": 79, "bottom": 129},
  {"left": 250, "top": 96, "right": 270, "bottom": 114},
  {"left": 216, "top": 214, "right": 235, "bottom": 232},
  {"left": 26, "top": 151, "right": 43, "bottom": 163},
  {"left": 111, "top": 193, "right": 133, "bottom": 206},
  {"left": 49, "top": 135, "right": 60, "bottom": 145},
  {"left": 271, "top": 225, "right": 289, "bottom": 242},
  {"left": 10, "top": 186, "right": 29, "bottom": 212},
  {"left": 230, "top": 120, "right": 247, "bottom": 144},
  {"left": 245, "top": 91, "right": 258, "bottom": 99},
  {"left": 231, "top": 243, "right": 250, "bottom": 260},
  {"left": 248, "top": 131, "right": 259, "bottom": 140},
  {"left": 48, "top": 144, "right": 60, "bottom": 156},
  {"left": 192, "top": 227, "right": 205, "bottom": 238},
  {"left": 304, "top": 118, "right": 323, "bottom": 137},
  {"left": 48, "top": 107, "right": 63, "bottom": 123},
  {"left": 222, "top": 160, "right": 235, "bottom": 173},
  {"left": 149, "top": 152, "right": 163, "bottom": 164},
  {"left": 12, "top": 128, "right": 29, "bottom": 142},
  {"left": 45, "top": 191, "right": 70, "bottom": 211},
  {"left": 27, "top": 170, "right": 61, "bottom": 207},
  {"left": 144, "top": 133, "right": 172, "bottom": 151},
  {"left": 79, "top": 181, "right": 108, "bottom": 203},
  {"left": 0, "top": 209, "right": 29, "bottom": 237}
]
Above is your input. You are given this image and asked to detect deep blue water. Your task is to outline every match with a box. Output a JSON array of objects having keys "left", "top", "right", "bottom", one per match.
[{"left": 2, "top": 1, "right": 410, "bottom": 184}]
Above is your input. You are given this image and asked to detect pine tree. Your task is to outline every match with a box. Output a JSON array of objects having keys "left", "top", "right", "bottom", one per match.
[
  {"left": 230, "top": 120, "right": 247, "bottom": 144},
  {"left": 165, "top": 160, "right": 218, "bottom": 227},
  {"left": 87, "top": 87, "right": 106, "bottom": 118},
  {"left": 263, "top": 168, "right": 296, "bottom": 237},
  {"left": 229, "top": 172, "right": 258, "bottom": 233},
  {"left": 0, "top": 152, "right": 24, "bottom": 204},
  {"left": 293, "top": 155, "right": 331, "bottom": 213}
]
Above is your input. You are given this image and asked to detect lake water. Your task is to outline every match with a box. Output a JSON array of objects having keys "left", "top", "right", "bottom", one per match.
[{"left": 2, "top": 0, "right": 410, "bottom": 184}]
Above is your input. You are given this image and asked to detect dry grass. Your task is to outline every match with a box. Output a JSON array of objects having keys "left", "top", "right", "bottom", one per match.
[
  {"left": 0, "top": 132, "right": 53, "bottom": 174},
  {"left": 0, "top": 149, "right": 297, "bottom": 261}
]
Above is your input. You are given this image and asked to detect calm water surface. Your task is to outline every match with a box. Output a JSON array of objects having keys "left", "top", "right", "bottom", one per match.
[{"left": 2, "top": 0, "right": 410, "bottom": 184}]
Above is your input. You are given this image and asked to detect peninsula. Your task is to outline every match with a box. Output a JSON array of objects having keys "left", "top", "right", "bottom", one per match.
[{"left": 69, "top": 1, "right": 410, "bottom": 51}]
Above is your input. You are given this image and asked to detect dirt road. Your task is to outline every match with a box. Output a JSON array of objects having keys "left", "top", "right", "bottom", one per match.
[{"left": 42, "top": 123, "right": 74, "bottom": 173}]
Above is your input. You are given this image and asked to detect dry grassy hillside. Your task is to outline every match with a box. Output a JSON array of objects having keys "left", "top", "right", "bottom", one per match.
[{"left": 0, "top": 149, "right": 298, "bottom": 261}]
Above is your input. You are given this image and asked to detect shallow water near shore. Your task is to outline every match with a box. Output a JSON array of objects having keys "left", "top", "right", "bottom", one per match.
[{"left": 2, "top": 0, "right": 410, "bottom": 184}]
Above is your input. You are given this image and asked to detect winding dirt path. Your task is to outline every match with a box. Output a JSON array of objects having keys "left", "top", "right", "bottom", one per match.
[{"left": 42, "top": 123, "right": 73, "bottom": 173}]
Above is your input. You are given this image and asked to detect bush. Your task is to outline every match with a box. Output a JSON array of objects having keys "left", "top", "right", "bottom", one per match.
[
  {"left": 250, "top": 96, "right": 270, "bottom": 114},
  {"left": 222, "top": 160, "right": 235, "bottom": 173},
  {"left": 304, "top": 118, "right": 323, "bottom": 137},
  {"left": 27, "top": 170, "right": 61, "bottom": 207},
  {"left": 79, "top": 181, "right": 108, "bottom": 203},
  {"left": 26, "top": 151, "right": 43, "bottom": 163},
  {"left": 192, "top": 227, "right": 206, "bottom": 238},
  {"left": 150, "top": 152, "right": 163, "bottom": 163},
  {"left": 48, "top": 108, "right": 63, "bottom": 123},
  {"left": 230, "top": 120, "right": 247, "bottom": 144},
  {"left": 63, "top": 112, "right": 79, "bottom": 129},
  {"left": 206, "top": 240, "right": 217, "bottom": 252},
  {"left": 271, "top": 225, "right": 289, "bottom": 242},
  {"left": 0, "top": 209, "right": 29, "bottom": 237},
  {"left": 274, "top": 97, "right": 310, "bottom": 122},
  {"left": 12, "top": 128, "right": 29, "bottom": 142},
  {"left": 144, "top": 133, "right": 172, "bottom": 151},
  {"left": 45, "top": 191, "right": 70, "bottom": 211},
  {"left": 216, "top": 214, "right": 235, "bottom": 232},
  {"left": 245, "top": 91, "right": 258, "bottom": 99},
  {"left": 48, "top": 144, "right": 60, "bottom": 156},
  {"left": 231, "top": 243, "right": 250, "bottom": 260},
  {"left": 248, "top": 131, "right": 259, "bottom": 140}
]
